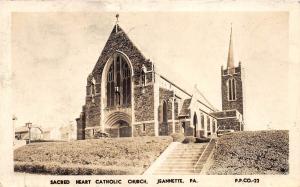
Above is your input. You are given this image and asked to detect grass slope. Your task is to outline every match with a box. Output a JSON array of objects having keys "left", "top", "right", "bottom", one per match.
[
  {"left": 208, "top": 130, "right": 289, "bottom": 175},
  {"left": 14, "top": 136, "right": 172, "bottom": 175}
]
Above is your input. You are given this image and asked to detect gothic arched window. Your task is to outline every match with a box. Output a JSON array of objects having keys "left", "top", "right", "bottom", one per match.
[
  {"left": 193, "top": 113, "right": 198, "bottom": 137},
  {"left": 162, "top": 101, "right": 168, "bottom": 124},
  {"left": 106, "top": 54, "right": 131, "bottom": 107},
  {"left": 140, "top": 65, "right": 146, "bottom": 87},
  {"left": 174, "top": 98, "right": 179, "bottom": 118},
  {"left": 228, "top": 78, "right": 236, "bottom": 101}
]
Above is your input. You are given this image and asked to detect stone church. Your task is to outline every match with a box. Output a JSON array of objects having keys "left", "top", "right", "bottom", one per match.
[{"left": 76, "top": 18, "right": 244, "bottom": 139}]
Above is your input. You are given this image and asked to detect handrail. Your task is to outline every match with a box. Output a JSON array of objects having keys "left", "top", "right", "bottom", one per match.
[
  {"left": 193, "top": 127, "right": 219, "bottom": 173},
  {"left": 193, "top": 138, "right": 213, "bottom": 173}
]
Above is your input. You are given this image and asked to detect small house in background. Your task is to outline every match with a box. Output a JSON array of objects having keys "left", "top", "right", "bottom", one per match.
[
  {"left": 42, "top": 127, "right": 61, "bottom": 140},
  {"left": 14, "top": 121, "right": 77, "bottom": 142},
  {"left": 15, "top": 126, "right": 43, "bottom": 140},
  {"left": 59, "top": 123, "right": 76, "bottom": 141},
  {"left": 42, "top": 123, "right": 76, "bottom": 141}
]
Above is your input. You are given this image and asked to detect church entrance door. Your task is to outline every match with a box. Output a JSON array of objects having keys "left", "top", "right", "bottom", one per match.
[{"left": 118, "top": 121, "right": 132, "bottom": 137}]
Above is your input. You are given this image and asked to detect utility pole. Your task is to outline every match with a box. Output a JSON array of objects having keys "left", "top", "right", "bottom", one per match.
[
  {"left": 12, "top": 115, "right": 17, "bottom": 145},
  {"left": 26, "top": 122, "right": 32, "bottom": 144}
]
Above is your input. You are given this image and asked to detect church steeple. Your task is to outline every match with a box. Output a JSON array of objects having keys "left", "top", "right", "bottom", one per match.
[
  {"left": 227, "top": 24, "right": 235, "bottom": 73},
  {"left": 221, "top": 23, "right": 244, "bottom": 115}
]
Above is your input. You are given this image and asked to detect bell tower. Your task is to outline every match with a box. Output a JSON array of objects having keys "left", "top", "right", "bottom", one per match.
[{"left": 221, "top": 25, "right": 244, "bottom": 115}]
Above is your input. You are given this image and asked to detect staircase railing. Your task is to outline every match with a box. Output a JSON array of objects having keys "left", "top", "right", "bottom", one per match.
[{"left": 193, "top": 127, "right": 219, "bottom": 173}]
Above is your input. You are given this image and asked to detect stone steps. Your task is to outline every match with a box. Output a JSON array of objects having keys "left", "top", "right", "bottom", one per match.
[
  {"left": 192, "top": 140, "right": 216, "bottom": 173},
  {"left": 162, "top": 161, "right": 198, "bottom": 165},
  {"left": 153, "top": 143, "right": 208, "bottom": 175},
  {"left": 168, "top": 153, "right": 202, "bottom": 155},
  {"left": 165, "top": 156, "right": 200, "bottom": 159},
  {"left": 173, "top": 150, "right": 203, "bottom": 152},
  {"left": 153, "top": 139, "right": 216, "bottom": 175}
]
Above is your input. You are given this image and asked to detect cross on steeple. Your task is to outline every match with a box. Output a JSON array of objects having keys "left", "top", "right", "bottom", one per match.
[{"left": 115, "top": 13, "right": 119, "bottom": 33}]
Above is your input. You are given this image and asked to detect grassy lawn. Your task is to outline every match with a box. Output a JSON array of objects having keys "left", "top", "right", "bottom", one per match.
[
  {"left": 14, "top": 136, "right": 172, "bottom": 175},
  {"left": 207, "top": 130, "right": 289, "bottom": 175}
]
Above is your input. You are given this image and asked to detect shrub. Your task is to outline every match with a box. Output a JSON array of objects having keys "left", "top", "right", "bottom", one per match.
[
  {"left": 170, "top": 133, "right": 185, "bottom": 142},
  {"left": 207, "top": 130, "right": 289, "bottom": 175},
  {"left": 196, "top": 137, "right": 210, "bottom": 143},
  {"left": 14, "top": 136, "right": 172, "bottom": 175},
  {"left": 14, "top": 162, "right": 140, "bottom": 175},
  {"left": 182, "top": 136, "right": 196, "bottom": 144}
]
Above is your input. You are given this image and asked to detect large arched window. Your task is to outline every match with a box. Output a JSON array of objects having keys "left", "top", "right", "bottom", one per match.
[
  {"left": 228, "top": 78, "right": 236, "bottom": 101},
  {"left": 106, "top": 54, "right": 131, "bottom": 107}
]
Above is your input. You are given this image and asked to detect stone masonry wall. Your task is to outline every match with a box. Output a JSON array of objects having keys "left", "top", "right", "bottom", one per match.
[
  {"left": 175, "top": 122, "right": 181, "bottom": 133},
  {"left": 222, "top": 65, "right": 243, "bottom": 115},
  {"left": 85, "top": 103, "right": 101, "bottom": 128},
  {"left": 158, "top": 88, "right": 174, "bottom": 136},
  {"left": 174, "top": 101, "right": 179, "bottom": 120},
  {"left": 76, "top": 25, "right": 154, "bottom": 139},
  {"left": 183, "top": 121, "right": 194, "bottom": 136},
  {"left": 76, "top": 113, "right": 85, "bottom": 140},
  {"left": 158, "top": 122, "right": 173, "bottom": 136},
  {"left": 134, "top": 85, "right": 154, "bottom": 122},
  {"left": 159, "top": 88, "right": 174, "bottom": 121},
  {"left": 217, "top": 118, "right": 241, "bottom": 131},
  {"left": 133, "top": 123, "right": 155, "bottom": 136}
]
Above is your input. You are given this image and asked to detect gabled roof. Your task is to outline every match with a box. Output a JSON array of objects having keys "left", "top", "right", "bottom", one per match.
[
  {"left": 179, "top": 98, "right": 192, "bottom": 117},
  {"left": 15, "top": 126, "right": 28, "bottom": 133},
  {"left": 93, "top": 23, "right": 217, "bottom": 112},
  {"left": 192, "top": 85, "right": 217, "bottom": 111},
  {"left": 92, "top": 24, "right": 148, "bottom": 75}
]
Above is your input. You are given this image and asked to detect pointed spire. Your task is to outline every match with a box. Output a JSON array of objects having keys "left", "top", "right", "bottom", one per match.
[{"left": 227, "top": 23, "right": 235, "bottom": 73}]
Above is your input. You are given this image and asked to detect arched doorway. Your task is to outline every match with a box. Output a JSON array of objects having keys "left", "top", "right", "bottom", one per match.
[
  {"left": 181, "top": 122, "right": 186, "bottom": 134},
  {"left": 193, "top": 113, "right": 198, "bottom": 137},
  {"left": 119, "top": 121, "right": 132, "bottom": 137},
  {"left": 105, "top": 112, "right": 132, "bottom": 138},
  {"left": 109, "top": 120, "right": 132, "bottom": 138}
]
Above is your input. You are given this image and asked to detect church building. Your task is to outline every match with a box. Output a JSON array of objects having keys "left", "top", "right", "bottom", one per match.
[{"left": 76, "top": 16, "right": 244, "bottom": 139}]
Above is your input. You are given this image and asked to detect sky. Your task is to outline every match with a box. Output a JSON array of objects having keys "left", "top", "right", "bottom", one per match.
[{"left": 11, "top": 12, "right": 289, "bottom": 130}]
